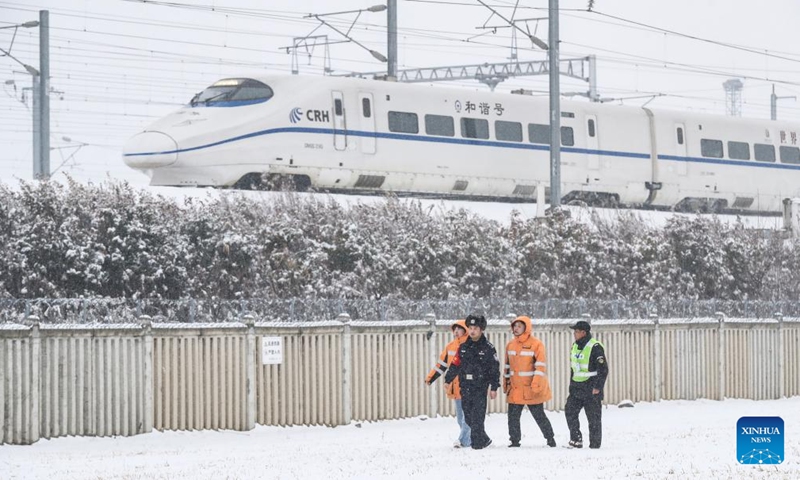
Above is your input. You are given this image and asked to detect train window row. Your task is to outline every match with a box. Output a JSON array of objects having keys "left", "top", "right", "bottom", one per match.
[
  {"left": 387, "top": 111, "right": 575, "bottom": 146},
  {"left": 700, "top": 138, "right": 800, "bottom": 164}
]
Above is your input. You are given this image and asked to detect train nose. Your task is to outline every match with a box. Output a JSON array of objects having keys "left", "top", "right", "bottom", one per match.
[{"left": 123, "top": 131, "right": 179, "bottom": 169}]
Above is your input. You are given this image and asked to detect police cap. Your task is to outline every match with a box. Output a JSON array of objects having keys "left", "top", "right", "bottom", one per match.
[
  {"left": 465, "top": 314, "right": 487, "bottom": 330},
  {"left": 569, "top": 320, "right": 591, "bottom": 332}
]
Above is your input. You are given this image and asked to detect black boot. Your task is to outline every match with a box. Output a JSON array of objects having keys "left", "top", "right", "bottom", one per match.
[{"left": 547, "top": 438, "right": 556, "bottom": 447}]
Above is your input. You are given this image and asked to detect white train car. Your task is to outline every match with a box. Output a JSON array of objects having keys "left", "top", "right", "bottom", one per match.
[{"left": 123, "top": 75, "right": 800, "bottom": 213}]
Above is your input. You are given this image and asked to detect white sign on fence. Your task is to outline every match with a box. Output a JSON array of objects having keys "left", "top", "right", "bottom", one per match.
[{"left": 261, "top": 337, "right": 283, "bottom": 365}]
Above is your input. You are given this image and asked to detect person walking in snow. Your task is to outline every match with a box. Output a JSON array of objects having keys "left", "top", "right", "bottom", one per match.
[
  {"left": 425, "top": 319, "right": 471, "bottom": 448},
  {"left": 564, "top": 320, "right": 609, "bottom": 449},
  {"left": 503, "top": 315, "right": 556, "bottom": 448},
  {"left": 444, "top": 314, "right": 500, "bottom": 450}
]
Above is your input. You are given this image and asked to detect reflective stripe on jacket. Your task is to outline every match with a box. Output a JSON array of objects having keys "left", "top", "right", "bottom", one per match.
[
  {"left": 426, "top": 319, "right": 467, "bottom": 399},
  {"left": 504, "top": 316, "right": 552, "bottom": 405}
]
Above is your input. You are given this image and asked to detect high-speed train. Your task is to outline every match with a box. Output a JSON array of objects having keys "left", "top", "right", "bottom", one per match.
[{"left": 123, "top": 75, "right": 800, "bottom": 213}]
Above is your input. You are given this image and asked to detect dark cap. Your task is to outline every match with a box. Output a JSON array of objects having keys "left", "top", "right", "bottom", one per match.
[
  {"left": 465, "top": 314, "right": 487, "bottom": 330},
  {"left": 569, "top": 320, "right": 591, "bottom": 332}
]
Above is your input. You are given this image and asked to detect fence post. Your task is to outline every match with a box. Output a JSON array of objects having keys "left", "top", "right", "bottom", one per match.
[
  {"left": 139, "top": 315, "right": 153, "bottom": 434},
  {"left": 776, "top": 312, "right": 784, "bottom": 399},
  {"left": 243, "top": 314, "right": 257, "bottom": 430},
  {"left": 716, "top": 311, "right": 726, "bottom": 401},
  {"left": 651, "top": 313, "right": 661, "bottom": 402},
  {"left": 425, "top": 313, "right": 437, "bottom": 418},
  {"left": 27, "top": 316, "right": 41, "bottom": 444},
  {"left": 338, "top": 313, "right": 352, "bottom": 425}
]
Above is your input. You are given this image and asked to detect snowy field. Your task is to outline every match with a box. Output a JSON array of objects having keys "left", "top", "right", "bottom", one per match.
[{"left": 1, "top": 398, "right": 798, "bottom": 480}]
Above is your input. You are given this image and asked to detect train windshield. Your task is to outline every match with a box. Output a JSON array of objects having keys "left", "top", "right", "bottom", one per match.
[{"left": 190, "top": 78, "right": 273, "bottom": 107}]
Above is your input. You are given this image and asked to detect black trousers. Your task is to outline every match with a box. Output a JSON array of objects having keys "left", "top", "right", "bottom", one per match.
[
  {"left": 462, "top": 386, "right": 491, "bottom": 448},
  {"left": 508, "top": 403, "right": 554, "bottom": 444},
  {"left": 564, "top": 393, "right": 602, "bottom": 448}
]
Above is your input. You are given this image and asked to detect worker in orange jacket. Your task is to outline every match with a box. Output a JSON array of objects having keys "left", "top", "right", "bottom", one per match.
[
  {"left": 426, "top": 319, "right": 471, "bottom": 448},
  {"left": 504, "top": 315, "right": 556, "bottom": 448}
]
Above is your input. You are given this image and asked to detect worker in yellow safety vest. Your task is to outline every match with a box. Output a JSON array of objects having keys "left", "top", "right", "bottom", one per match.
[{"left": 565, "top": 320, "right": 609, "bottom": 449}]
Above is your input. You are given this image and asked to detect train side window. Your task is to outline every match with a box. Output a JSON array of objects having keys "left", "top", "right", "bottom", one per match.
[
  {"left": 700, "top": 139, "right": 723, "bottom": 158},
  {"left": 588, "top": 119, "right": 596, "bottom": 138},
  {"left": 754, "top": 144, "right": 776, "bottom": 162},
  {"left": 362, "top": 98, "right": 371, "bottom": 118},
  {"left": 388, "top": 111, "right": 419, "bottom": 134},
  {"left": 728, "top": 141, "right": 750, "bottom": 160},
  {"left": 495, "top": 120, "right": 522, "bottom": 142},
  {"left": 677, "top": 128, "right": 684, "bottom": 145},
  {"left": 461, "top": 118, "right": 489, "bottom": 139},
  {"left": 528, "top": 123, "right": 550, "bottom": 144},
  {"left": 780, "top": 146, "right": 800, "bottom": 164},
  {"left": 425, "top": 114, "right": 454, "bottom": 137},
  {"left": 561, "top": 126, "right": 575, "bottom": 146},
  {"left": 334, "top": 99, "right": 343, "bottom": 116}
]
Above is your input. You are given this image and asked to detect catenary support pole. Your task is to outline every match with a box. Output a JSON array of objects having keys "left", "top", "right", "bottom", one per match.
[
  {"left": 38, "top": 10, "right": 50, "bottom": 180},
  {"left": 548, "top": 0, "right": 561, "bottom": 208},
  {"left": 387, "top": 0, "right": 397, "bottom": 79}
]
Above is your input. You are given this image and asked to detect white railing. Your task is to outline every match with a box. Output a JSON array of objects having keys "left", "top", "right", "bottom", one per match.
[{"left": 1, "top": 314, "right": 798, "bottom": 445}]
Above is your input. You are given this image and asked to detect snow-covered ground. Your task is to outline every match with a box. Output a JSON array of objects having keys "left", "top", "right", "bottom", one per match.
[
  {"left": 1, "top": 177, "right": 785, "bottom": 229},
  {"left": 1, "top": 398, "right": 798, "bottom": 479}
]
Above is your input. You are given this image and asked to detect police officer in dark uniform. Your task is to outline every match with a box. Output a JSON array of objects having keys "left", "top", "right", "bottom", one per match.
[
  {"left": 565, "top": 320, "right": 609, "bottom": 449},
  {"left": 444, "top": 314, "right": 500, "bottom": 450}
]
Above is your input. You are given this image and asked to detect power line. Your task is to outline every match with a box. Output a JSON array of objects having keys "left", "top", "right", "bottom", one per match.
[{"left": 589, "top": 10, "right": 800, "bottom": 65}]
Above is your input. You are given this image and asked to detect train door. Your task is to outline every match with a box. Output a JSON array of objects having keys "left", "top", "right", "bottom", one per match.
[
  {"left": 332, "top": 91, "right": 347, "bottom": 151},
  {"left": 674, "top": 123, "right": 688, "bottom": 176},
  {"left": 586, "top": 115, "right": 600, "bottom": 170},
  {"left": 358, "top": 92, "right": 376, "bottom": 154}
]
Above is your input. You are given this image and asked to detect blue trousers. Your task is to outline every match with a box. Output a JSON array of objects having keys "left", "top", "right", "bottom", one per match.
[{"left": 454, "top": 399, "right": 472, "bottom": 447}]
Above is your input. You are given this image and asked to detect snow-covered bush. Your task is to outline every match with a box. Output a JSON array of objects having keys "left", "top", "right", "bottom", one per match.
[{"left": 0, "top": 179, "right": 795, "bottom": 305}]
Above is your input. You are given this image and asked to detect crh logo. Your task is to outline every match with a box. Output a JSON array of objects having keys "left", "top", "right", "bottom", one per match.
[
  {"left": 737, "top": 417, "right": 784, "bottom": 464},
  {"left": 289, "top": 108, "right": 303, "bottom": 124}
]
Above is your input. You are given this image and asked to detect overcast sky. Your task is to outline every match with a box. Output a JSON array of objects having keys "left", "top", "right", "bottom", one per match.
[{"left": 2, "top": 0, "right": 799, "bottom": 186}]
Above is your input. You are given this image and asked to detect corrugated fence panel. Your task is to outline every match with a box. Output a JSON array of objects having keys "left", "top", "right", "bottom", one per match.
[
  {"left": 662, "top": 326, "right": 719, "bottom": 401},
  {"left": 153, "top": 331, "right": 248, "bottom": 432},
  {"left": 0, "top": 334, "right": 36, "bottom": 445},
  {"left": 255, "top": 328, "right": 343, "bottom": 427},
  {"left": 38, "top": 331, "right": 145, "bottom": 440},
  {"left": 787, "top": 326, "right": 800, "bottom": 397},
  {"left": 783, "top": 324, "right": 800, "bottom": 397},
  {"left": 597, "top": 328, "right": 653, "bottom": 405},
  {"left": 723, "top": 325, "right": 780, "bottom": 400},
  {"left": 726, "top": 329, "right": 747, "bottom": 399},
  {"left": 347, "top": 327, "right": 434, "bottom": 422}
]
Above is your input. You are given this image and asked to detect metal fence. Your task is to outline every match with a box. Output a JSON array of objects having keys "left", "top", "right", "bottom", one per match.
[{"left": 4, "top": 297, "right": 800, "bottom": 324}]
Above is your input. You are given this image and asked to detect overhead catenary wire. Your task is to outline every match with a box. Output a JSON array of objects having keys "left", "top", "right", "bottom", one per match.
[{"left": 2, "top": 0, "right": 800, "bottom": 182}]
